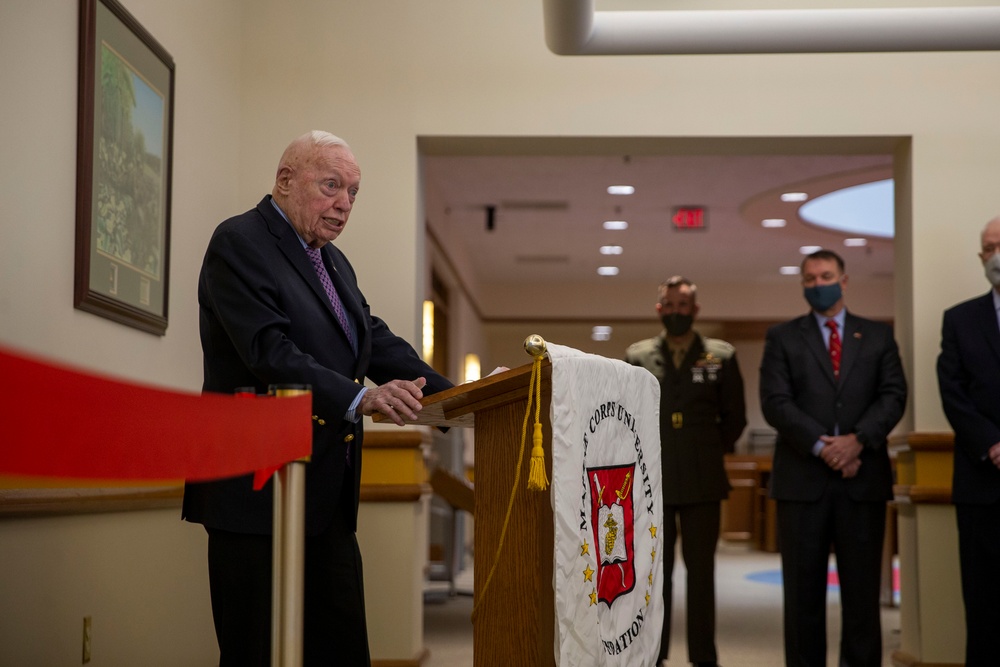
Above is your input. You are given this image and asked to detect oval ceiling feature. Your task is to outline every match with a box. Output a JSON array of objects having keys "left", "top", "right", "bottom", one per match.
[{"left": 799, "top": 179, "right": 894, "bottom": 239}]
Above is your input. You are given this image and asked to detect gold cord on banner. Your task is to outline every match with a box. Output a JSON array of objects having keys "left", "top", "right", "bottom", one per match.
[
  {"left": 471, "top": 335, "right": 548, "bottom": 622},
  {"left": 525, "top": 354, "right": 548, "bottom": 492}
]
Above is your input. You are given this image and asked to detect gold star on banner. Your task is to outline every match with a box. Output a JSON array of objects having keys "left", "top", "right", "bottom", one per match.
[
  {"left": 583, "top": 565, "right": 594, "bottom": 582},
  {"left": 589, "top": 590, "right": 598, "bottom": 606},
  {"left": 651, "top": 548, "right": 656, "bottom": 560},
  {"left": 648, "top": 572, "right": 653, "bottom": 585},
  {"left": 645, "top": 592, "right": 651, "bottom": 606},
  {"left": 581, "top": 542, "right": 590, "bottom": 556},
  {"left": 649, "top": 525, "right": 657, "bottom": 539}
]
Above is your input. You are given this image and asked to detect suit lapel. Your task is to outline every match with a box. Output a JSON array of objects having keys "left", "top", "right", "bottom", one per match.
[
  {"left": 799, "top": 315, "right": 837, "bottom": 386},
  {"left": 684, "top": 335, "right": 704, "bottom": 373},
  {"left": 259, "top": 198, "right": 361, "bottom": 354},
  {"left": 977, "top": 291, "right": 1000, "bottom": 365},
  {"left": 657, "top": 338, "right": 678, "bottom": 379},
  {"left": 839, "top": 312, "right": 862, "bottom": 385},
  {"left": 260, "top": 201, "right": 333, "bottom": 313}
]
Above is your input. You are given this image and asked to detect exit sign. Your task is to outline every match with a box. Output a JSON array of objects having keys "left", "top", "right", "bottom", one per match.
[{"left": 672, "top": 206, "right": 706, "bottom": 229}]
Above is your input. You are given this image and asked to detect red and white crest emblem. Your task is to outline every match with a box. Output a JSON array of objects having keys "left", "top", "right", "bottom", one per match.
[{"left": 588, "top": 463, "right": 636, "bottom": 606}]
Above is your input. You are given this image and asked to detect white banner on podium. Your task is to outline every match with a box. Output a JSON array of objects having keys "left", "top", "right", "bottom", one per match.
[{"left": 547, "top": 343, "right": 663, "bottom": 667}]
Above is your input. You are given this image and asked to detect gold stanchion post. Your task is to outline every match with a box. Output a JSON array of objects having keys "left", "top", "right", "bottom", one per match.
[{"left": 268, "top": 385, "right": 312, "bottom": 667}]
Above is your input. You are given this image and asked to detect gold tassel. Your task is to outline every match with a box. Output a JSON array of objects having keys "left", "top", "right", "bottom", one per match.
[
  {"left": 527, "top": 422, "right": 548, "bottom": 490},
  {"left": 526, "top": 355, "right": 548, "bottom": 491}
]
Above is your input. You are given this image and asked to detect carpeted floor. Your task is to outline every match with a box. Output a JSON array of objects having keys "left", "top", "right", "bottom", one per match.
[{"left": 423, "top": 541, "right": 901, "bottom": 666}]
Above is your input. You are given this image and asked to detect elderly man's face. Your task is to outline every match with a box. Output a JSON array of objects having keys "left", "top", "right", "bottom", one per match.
[
  {"left": 979, "top": 220, "right": 1000, "bottom": 264},
  {"left": 280, "top": 145, "right": 361, "bottom": 247}
]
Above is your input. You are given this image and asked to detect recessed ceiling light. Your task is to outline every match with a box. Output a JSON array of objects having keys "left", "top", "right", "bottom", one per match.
[
  {"left": 762, "top": 218, "right": 787, "bottom": 228},
  {"left": 781, "top": 192, "right": 809, "bottom": 202},
  {"left": 592, "top": 326, "right": 612, "bottom": 341},
  {"left": 844, "top": 238, "right": 869, "bottom": 247},
  {"left": 607, "top": 185, "right": 635, "bottom": 195},
  {"left": 600, "top": 245, "right": 624, "bottom": 255},
  {"left": 780, "top": 266, "right": 801, "bottom": 275},
  {"left": 799, "top": 245, "right": 823, "bottom": 254},
  {"left": 603, "top": 220, "right": 628, "bottom": 231},
  {"left": 597, "top": 266, "right": 620, "bottom": 276}
]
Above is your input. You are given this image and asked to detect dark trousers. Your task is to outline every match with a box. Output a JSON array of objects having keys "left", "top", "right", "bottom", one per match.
[
  {"left": 956, "top": 502, "right": 1000, "bottom": 667},
  {"left": 206, "top": 509, "right": 370, "bottom": 667},
  {"left": 659, "top": 501, "right": 721, "bottom": 664},
  {"left": 777, "top": 480, "right": 885, "bottom": 667}
]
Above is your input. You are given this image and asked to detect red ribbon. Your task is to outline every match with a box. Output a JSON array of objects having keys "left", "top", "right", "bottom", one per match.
[{"left": 0, "top": 346, "right": 311, "bottom": 483}]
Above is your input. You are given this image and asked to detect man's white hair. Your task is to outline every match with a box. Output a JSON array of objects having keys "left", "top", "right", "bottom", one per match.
[
  {"left": 306, "top": 130, "right": 350, "bottom": 151},
  {"left": 982, "top": 216, "right": 1000, "bottom": 241},
  {"left": 276, "top": 130, "right": 354, "bottom": 180}
]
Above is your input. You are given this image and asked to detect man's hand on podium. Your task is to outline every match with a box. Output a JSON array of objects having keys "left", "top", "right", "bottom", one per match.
[{"left": 360, "top": 377, "right": 427, "bottom": 426}]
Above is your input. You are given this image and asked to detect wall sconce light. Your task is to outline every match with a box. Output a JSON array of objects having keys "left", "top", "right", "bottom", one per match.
[
  {"left": 464, "top": 354, "right": 481, "bottom": 383},
  {"left": 422, "top": 300, "right": 434, "bottom": 363}
]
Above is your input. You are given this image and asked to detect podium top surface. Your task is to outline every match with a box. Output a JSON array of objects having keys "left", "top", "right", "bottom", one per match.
[{"left": 373, "top": 359, "right": 551, "bottom": 428}]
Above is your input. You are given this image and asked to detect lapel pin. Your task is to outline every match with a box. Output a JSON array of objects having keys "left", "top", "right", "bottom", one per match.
[{"left": 853, "top": 332, "right": 862, "bottom": 339}]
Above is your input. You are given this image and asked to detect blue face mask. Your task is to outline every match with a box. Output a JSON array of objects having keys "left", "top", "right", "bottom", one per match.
[{"left": 803, "top": 282, "right": 842, "bottom": 312}]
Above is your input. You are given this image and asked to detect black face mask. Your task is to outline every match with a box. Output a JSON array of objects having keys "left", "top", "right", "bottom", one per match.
[{"left": 661, "top": 313, "right": 694, "bottom": 337}]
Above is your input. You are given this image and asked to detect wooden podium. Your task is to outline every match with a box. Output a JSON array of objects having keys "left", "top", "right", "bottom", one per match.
[{"left": 384, "top": 361, "right": 557, "bottom": 667}]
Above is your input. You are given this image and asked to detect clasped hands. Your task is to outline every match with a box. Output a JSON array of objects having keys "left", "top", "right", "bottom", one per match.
[
  {"left": 820, "top": 433, "right": 863, "bottom": 479},
  {"left": 359, "top": 377, "right": 428, "bottom": 426},
  {"left": 988, "top": 442, "right": 1000, "bottom": 469}
]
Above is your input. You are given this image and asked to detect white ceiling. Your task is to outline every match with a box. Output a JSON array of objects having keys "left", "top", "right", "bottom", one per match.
[{"left": 421, "top": 137, "right": 899, "bottom": 319}]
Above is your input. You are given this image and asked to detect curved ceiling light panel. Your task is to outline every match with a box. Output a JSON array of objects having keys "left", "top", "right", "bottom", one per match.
[
  {"left": 543, "top": 0, "right": 1000, "bottom": 55},
  {"left": 799, "top": 179, "right": 894, "bottom": 239}
]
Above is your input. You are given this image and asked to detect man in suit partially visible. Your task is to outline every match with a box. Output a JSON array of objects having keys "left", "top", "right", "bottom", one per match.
[
  {"left": 937, "top": 216, "right": 1000, "bottom": 667},
  {"left": 183, "top": 130, "right": 453, "bottom": 667},
  {"left": 759, "top": 249, "right": 907, "bottom": 667}
]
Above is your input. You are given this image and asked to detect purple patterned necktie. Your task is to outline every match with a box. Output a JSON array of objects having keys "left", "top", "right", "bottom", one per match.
[{"left": 305, "top": 246, "right": 356, "bottom": 354}]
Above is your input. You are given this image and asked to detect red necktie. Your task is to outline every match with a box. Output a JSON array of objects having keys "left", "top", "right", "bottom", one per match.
[{"left": 826, "top": 319, "right": 842, "bottom": 378}]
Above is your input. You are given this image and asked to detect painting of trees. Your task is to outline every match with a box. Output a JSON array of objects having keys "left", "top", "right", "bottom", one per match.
[{"left": 95, "top": 43, "right": 163, "bottom": 278}]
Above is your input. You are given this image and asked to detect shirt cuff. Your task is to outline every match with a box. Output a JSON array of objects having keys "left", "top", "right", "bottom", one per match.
[
  {"left": 812, "top": 440, "right": 825, "bottom": 457},
  {"left": 345, "top": 387, "right": 366, "bottom": 423}
]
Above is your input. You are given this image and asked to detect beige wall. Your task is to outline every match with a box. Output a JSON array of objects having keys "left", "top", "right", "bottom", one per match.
[
  {"left": 3, "top": 0, "right": 999, "bottom": 663},
  {"left": 0, "top": 0, "right": 243, "bottom": 391},
  {"left": 2, "top": 1, "right": 243, "bottom": 663},
  {"left": 0, "top": 509, "right": 216, "bottom": 666}
]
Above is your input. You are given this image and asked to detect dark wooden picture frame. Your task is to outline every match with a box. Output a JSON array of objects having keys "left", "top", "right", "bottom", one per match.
[{"left": 75, "top": 0, "right": 174, "bottom": 335}]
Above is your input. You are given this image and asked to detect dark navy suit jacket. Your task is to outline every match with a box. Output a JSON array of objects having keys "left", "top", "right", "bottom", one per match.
[
  {"left": 183, "top": 195, "right": 452, "bottom": 535},
  {"left": 938, "top": 291, "right": 1000, "bottom": 505}
]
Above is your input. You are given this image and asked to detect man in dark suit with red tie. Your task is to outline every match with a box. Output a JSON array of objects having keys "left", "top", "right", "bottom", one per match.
[
  {"left": 937, "top": 217, "right": 1000, "bottom": 667},
  {"left": 759, "top": 249, "right": 907, "bottom": 667},
  {"left": 183, "top": 130, "right": 453, "bottom": 667}
]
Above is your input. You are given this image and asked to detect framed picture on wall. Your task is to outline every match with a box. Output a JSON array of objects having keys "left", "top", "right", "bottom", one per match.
[{"left": 74, "top": 0, "right": 174, "bottom": 335}]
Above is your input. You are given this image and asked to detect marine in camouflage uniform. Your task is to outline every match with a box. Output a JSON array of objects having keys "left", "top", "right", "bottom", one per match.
[{"left": 626, "top": 276, "right": 747, "bottom": 667}]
